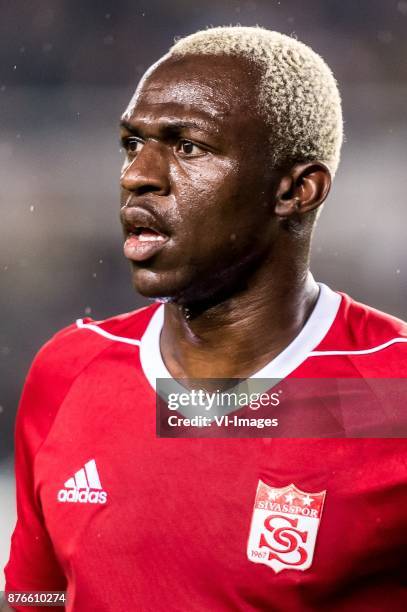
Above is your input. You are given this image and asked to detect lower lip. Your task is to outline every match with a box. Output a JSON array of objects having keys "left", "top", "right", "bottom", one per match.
[{"left": 123, "top": 234, "right": 169, "bottom": 262}]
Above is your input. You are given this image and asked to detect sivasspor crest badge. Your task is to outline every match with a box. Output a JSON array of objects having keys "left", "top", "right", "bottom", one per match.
[{"left": 247, "top": 480, "right": 326, "bottom": 573}]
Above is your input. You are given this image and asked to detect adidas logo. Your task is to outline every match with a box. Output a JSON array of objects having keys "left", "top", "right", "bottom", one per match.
[{"left": 57, "top": 459, "right": 107, "bottom": 504}]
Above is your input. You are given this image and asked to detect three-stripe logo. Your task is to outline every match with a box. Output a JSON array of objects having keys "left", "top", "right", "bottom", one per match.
[{"left": 57, "top": 459, "right": 107, "bottom": 504}]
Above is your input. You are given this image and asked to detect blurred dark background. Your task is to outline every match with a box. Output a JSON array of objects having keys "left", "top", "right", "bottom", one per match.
[{"left": 0, "top": 1, "right": 406, "bottom": 570}]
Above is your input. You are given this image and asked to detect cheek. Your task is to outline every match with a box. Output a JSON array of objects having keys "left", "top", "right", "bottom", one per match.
[{"left": 174, "top": 163, "right": 270, "bottom": 242}]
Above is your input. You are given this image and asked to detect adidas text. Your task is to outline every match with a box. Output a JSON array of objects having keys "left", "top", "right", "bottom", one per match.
[{"left": 57, "top": 488, "right": 107, "bottom": 504}]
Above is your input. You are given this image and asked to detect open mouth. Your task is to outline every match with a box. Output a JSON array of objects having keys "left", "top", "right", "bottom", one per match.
[
  {"left": 120, "top": 203, "right": 171, "bottom": 262},
  {"left": 132, "top": 227, "right": 167, "bottom": 242},
  {"left": 124, "top": 226, "right": 169, "bottom": 262}
]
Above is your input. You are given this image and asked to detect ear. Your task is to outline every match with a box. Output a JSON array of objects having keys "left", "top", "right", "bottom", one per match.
[{"left": 274, "top": 162, "right": 332, "bottom": 218}]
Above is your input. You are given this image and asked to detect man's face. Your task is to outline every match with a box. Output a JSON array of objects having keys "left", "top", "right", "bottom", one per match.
[{"left": 120, "top": 54, "right": 280, "bottom": 303}]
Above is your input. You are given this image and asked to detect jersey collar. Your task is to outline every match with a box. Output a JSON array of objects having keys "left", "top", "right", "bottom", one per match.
[{"left": 140, "top": 283, "right": 341, "bottom": 391}]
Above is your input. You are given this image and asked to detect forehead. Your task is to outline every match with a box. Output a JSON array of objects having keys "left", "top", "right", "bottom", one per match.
[{"left": 122, "top": 54, "right": 262, "bottom": 127}]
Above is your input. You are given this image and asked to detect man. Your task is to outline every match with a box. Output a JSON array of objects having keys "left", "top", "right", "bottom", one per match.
[{"left": 3, "top": 26, "right": 407, "bottom": 611}]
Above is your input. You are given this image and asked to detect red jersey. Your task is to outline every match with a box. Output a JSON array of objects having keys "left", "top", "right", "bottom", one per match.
[{"left": 4, "top": 284, "right": 407, "bottom": 610}]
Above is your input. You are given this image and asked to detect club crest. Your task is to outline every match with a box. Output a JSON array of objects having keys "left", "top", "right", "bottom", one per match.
[{"left": 247, "top": 480, "right": 326, "bottom": 573}]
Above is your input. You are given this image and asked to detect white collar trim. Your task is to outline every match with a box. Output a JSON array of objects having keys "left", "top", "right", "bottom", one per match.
[{"left": 139, "top": 283, "right": 341, "bottom": 391}]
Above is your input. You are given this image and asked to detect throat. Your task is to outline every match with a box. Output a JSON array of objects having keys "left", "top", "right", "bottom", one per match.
[{"left": 159, "top": 277, "right": 320, "bottom": 380}]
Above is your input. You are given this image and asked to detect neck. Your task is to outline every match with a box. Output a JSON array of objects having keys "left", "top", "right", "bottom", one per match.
[{"left": 159, "top": 245, "right": 319, "bottom": 379}]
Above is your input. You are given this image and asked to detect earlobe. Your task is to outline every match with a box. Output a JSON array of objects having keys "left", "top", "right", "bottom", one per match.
[
  {"left": 274, "top": 162, "right": 331, "bottom": 219},
  {"left": 274, "top": 194, "right": 301, "bottom": 218}
]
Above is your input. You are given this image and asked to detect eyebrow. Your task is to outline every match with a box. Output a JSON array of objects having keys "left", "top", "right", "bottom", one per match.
[{"left": 119, "top": 118, "right": 217, "bottom": 137}]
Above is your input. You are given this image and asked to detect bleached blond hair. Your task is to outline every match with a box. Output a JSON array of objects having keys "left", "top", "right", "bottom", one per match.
[{"left": 169, "top": 26, "right": 343, "bottom": 177}]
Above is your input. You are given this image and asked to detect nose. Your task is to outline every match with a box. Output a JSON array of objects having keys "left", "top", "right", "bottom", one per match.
[{"left": 120, "top": 141, "right": 170, "bottom": 196}]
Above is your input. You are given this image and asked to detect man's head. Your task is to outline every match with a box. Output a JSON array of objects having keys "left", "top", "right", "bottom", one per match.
[{"left": 119, "top": 26, "right": 343, "bottom": 304}]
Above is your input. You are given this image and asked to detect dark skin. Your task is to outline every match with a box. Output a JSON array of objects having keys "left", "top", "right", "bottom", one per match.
[{"left": 120, "top": 54, "right": 331, "bottom": 380}]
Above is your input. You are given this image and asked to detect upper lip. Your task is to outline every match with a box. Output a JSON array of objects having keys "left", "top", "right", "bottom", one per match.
[{"left": 120, "top": 202, "right": 171, "bottom": 238}]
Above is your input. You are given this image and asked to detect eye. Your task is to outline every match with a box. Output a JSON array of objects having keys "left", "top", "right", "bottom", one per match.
[
  {"left": 177, "top": 140, "right": 205, "bottom": 157},
  {"left": 121, "top": 136, "right": 144, "bottom": 155}
]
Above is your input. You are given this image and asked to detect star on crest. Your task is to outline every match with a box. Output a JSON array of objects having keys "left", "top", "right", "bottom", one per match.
[{"left": 302, "top": 494, "right": 313, "bottom": 506}]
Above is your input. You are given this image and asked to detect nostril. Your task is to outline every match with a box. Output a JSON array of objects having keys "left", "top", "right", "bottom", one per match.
[{"left": 136, "top": 184, "right": 163, "bottom": 196}]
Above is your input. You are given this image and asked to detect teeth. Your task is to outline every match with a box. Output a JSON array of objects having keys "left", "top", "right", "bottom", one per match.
[{"left": 138, "top": 232, "right": 165, "bottom": 242}]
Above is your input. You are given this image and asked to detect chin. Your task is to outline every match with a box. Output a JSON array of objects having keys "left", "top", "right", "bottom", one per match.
[
  {"left": 130, "top": 260, "right": 237, "bottom": 306},
  {"left": 131, "top": 267, "right": 187, "bottom": 301}
]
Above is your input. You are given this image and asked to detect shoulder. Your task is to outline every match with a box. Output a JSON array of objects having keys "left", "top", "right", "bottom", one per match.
[
  {"left": 339, "top": 292, "right": 406, "bottom": 339},
  {"left": 335, "top": 292, "right": 407, "bottom": 351},
  {"left": 76, "top": 302, "right": 159, "bottom": 341},
  {"left": 33, "top": 302, "right": 159, "bottom": 375},
  {"left": 17, "top": 304, "right": 159, "bottom": 435},
  {"left": 315, "top": 291, "right": 407, "bottom": 376}
]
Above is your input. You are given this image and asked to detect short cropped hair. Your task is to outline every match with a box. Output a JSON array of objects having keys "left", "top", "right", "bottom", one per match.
[{"left": 169, "top": 26, "right": 343, "bottom": 177}]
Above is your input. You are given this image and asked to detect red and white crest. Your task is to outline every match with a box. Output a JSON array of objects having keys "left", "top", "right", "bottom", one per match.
[{"left": 247, "top": 480, "right": 326, "bottom": 573}]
